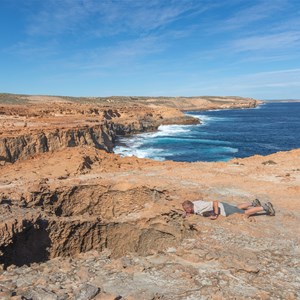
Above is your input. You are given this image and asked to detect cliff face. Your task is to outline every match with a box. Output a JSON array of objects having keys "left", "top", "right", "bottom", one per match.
[
  {"left": 0, "top": 115, "right": 198, "bottom": 164},
  {"left": 0, "top": 94, "right": 259, "bottom": 164},
  {"left": 0, "top": 124, "right": 115, "bottom": 163},
  {"left": 3, "top": 94, "right": 298, "bottom": 300}
]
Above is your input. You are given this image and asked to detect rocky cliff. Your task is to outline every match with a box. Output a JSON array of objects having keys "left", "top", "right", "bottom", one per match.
[
  {"left": 0, "top": 146, "right": 299, "bottom": 299},
  {"left": 0, "top": 94, "right": 259, "bottom": 164},
  {"left": 0, "top": 94, "right": 298, "bottom": 300},
  {"left": 0, "top": 99, "right": 201, "bottom": 163},
  {"left": 0, "top": 124, "right": 115, "bottom": 163}
]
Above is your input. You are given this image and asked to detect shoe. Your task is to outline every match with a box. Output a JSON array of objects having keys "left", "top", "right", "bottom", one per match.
[
  {"left": 265, "top": 202, "right": 275, "bottom": 216},
  {"left": 252, "top": 198, "right": 262, "bottom": 207}
]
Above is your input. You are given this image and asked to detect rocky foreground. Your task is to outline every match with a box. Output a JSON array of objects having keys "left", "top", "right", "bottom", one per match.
[{"left": 0, "top": 94, "right": 299, "bottom": 300}]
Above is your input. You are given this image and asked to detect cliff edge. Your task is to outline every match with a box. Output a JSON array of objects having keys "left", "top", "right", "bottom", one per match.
[
  {"left": 0, "top": 94, "right": 298, "bottom": 300},
  {"left": 0, "top": 94, "right": 259, "bottom": 163}
]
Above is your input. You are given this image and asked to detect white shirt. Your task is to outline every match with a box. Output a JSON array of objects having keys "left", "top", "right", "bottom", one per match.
[
  {"left": 193, "top": 200, "right": 226, "bottom": 216},
  {"left": 193, "top": 200, "right": 213, "bottom": 215}
]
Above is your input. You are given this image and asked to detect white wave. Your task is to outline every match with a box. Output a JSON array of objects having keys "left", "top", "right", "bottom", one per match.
[
  {"left": 187, "top": 114, "right": 222, "bottom": 125},
  {"left": 132, "top": 125, "right": 192, "bottom": 140},
  {"left": 186, "top": 113, "right": 202, "bottom": 120},
  {"left": 115, "top": 135, "right": 145, "bottom": 149},
  {"left": 116, "top": 125, "right": 192, "bottom": 144},
  {"left": 253, "top": 103, "right": 265, "bottom": 109},
  {"left": 114, "top": 123, "right": 194, "bottom": 160},
  {"left": 224, "top": 147, "right": 239, "bottom": 153},
  {"left": 114, "top": 145, "right": 165, "bottom": 161},
  {"left": 208, "top": 146, "right": 238, "bottom": 154},
  {"left": 156, "top": 124, "right": 191, "bottom": 135},
  {"left": 206, "top": 109, "right": 223, "bottom": 112}
]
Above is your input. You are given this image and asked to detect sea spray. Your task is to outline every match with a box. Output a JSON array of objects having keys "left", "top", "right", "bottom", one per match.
[{"left": 114, "top": 102, "right": 300, "bottom": 162}]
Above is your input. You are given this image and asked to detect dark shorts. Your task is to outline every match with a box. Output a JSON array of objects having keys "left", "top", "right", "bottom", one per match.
[{"left": 221, "top": 202, "right": 245, "bottom": 216}]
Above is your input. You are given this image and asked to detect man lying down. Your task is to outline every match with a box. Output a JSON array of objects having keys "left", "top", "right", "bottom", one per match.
[{"left": 182, "top": 198, "right": 275, "bottom": 220}]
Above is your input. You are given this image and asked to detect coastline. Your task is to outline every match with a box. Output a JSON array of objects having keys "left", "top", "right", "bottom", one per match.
[
  {"left": 0, "top": 94, "right": 259, "bottom": 164},
  {"left": 0, "top": 93, "right": 299, "bottom": 299},
  {"left": 114, "top": 101, "right": 272, "bottom": 162}
]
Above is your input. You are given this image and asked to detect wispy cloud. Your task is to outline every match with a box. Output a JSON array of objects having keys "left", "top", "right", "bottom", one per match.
[
  {"left": 7, "top": 1, "right": 203, "bottom": 63},
  {"left": 25, "top": 0, "right": 211, "bottom": 37},
  {"left": 214, "top": 68, "right": 300, "bottom": 96},
  {"left": 3, "top": 41, "right": 58, "bottom": 58},
  {"left": 69, "top": 28, "right": 198, "bottom": 76},
  {"left": 152, "top": 67, "right": 300, "bottom": 97},
  {"left": 222, "top": 0, "right": 288, "bottom": 30},
  {"left": 2, "top": 0, "right": 300, "bottom": 98},
  {"left": 251, "top": 68, "right": 300, "bottom": 76},
  {"left": 77, "top": 35, "right": 168, "bottom": 71},
  {"left": 26, "top": 0, "right": 88, "bottom": 36},
  {"left": 239, "top": 69, "right": 300, "bottom": 91},
  {"left": 231, "top": 31, "right": 300, "bottom": 52},
  {"left": 199, "top": 0, "right": 291, "bottom": 36}
]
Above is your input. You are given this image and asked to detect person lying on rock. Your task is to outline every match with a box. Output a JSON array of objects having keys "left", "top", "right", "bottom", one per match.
[{"left": 182, "top": 199, "right": 275, "bottom": 220}]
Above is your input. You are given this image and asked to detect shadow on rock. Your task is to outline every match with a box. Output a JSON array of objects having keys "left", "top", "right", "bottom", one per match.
[{"left": 0, "top": 219, "right": 51, "bottom": 269}]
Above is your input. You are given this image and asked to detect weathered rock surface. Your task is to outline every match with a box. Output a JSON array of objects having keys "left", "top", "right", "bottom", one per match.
[
  {"left": 0, "top": 95, "right": 204, "bottom": 163},
  {"left": 0, "top": 94, "right": 298, "bottom": 299}
]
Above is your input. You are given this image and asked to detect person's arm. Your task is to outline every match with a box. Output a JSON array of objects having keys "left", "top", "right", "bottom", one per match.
[
  {"left": 210, "top": 201, "right": 219, "bottom": 220},
  {"left": 183, "top": 212, "right": 192, "bottom": 218}
]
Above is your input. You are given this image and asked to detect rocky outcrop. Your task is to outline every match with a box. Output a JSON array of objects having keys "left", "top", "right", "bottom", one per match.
[
  {"left": 0, "top": 146, "right": 299, "bottom": 299},
  {"left": 0, "top": 183, "right": 188, "bottom": 269},
  {"left": 141, "top": 96, "right": 261, "bottom": 111},
  {"left": 0, "top": 100, "right": 200, "bottom": 163},
  {"left": 111, "top": 115, "right": 198, "bottom": 136},
  {"left": 0, "top": 124, "right": 115, "bottom": 163},
  {"left": 0, "top": 94, "right": 261, "bottom": 164},
  {"left": 2, "top": 94, "right": 298, "bottom": 300}
]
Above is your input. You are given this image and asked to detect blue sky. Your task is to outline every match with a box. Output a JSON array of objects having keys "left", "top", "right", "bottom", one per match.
[{"left": 1, "top": 0, "right": 300, "bottom": 99}]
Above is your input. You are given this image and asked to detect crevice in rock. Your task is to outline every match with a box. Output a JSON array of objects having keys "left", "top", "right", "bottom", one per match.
[
  {"left": 0, "top": 219, "right": 50, "bottom": 269},
  {"left": 0, "top": 186, "right": 190, "bottom": 269}
]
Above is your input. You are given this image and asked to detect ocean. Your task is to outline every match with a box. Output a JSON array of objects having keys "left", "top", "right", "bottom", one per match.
[{"left": 114, "top": 101, "right": 300, "bottom": 162}]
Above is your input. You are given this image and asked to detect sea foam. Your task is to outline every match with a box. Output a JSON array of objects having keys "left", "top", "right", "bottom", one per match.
[{"left": 114, "top": 102, "right": 300, "bottom": 162}]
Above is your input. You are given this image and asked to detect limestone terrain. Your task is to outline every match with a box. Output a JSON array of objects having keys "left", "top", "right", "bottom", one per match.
[{"left": 0, "top": 94, "right": 299, "bottom": 300}]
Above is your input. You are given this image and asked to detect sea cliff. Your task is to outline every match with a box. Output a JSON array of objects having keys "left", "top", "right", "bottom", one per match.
[
  {"left": 0, "top": 94, "right": 259, "bottom": 163},
  {"left": 0, "top": 94, "right": 298, "bottom": 300}
]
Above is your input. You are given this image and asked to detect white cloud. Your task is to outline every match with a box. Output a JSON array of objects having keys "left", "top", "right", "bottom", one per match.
[
  {"left": 79, "top": 35, "right": 167, "bottom": 70},
  {"left": 232, "top": 31, "right": 300, "bottom": 52},
  {"left": 152, "top": 68, "right": 300, "bottom": 97},
  {"left": 222, "top": 0, "right": 287, "bottom": 30},
  {"left": 25, "top": 0, "right": 211, "bottom": 37},
  {"left": 251, "top": 68, "right": 300, "bottom": 76},
  {"left": 3, "top": 41, "right": 58, "bottom": 58}
]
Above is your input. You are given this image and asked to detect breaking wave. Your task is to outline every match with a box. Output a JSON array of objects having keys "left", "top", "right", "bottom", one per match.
[{"left": 114, "top": 102, "right": 300, "bottom": 162}]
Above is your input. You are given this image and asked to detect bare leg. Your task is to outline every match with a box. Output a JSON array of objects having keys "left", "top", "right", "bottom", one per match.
[
  {"left": 244, "top": 206, "right": 264, "bottom": 217},
  {"left": 237, "top": 202, "right": 252, "bottom": 210}
]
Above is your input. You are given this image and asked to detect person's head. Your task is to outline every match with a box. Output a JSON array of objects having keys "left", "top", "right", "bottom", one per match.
[{"left": 182, "top": 200, "right": 194, "bottom": 214}]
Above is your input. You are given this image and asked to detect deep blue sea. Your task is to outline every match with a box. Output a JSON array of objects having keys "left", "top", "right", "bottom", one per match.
[{"left": 114, "top": 102, "right": 300, "bottom": 162}]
